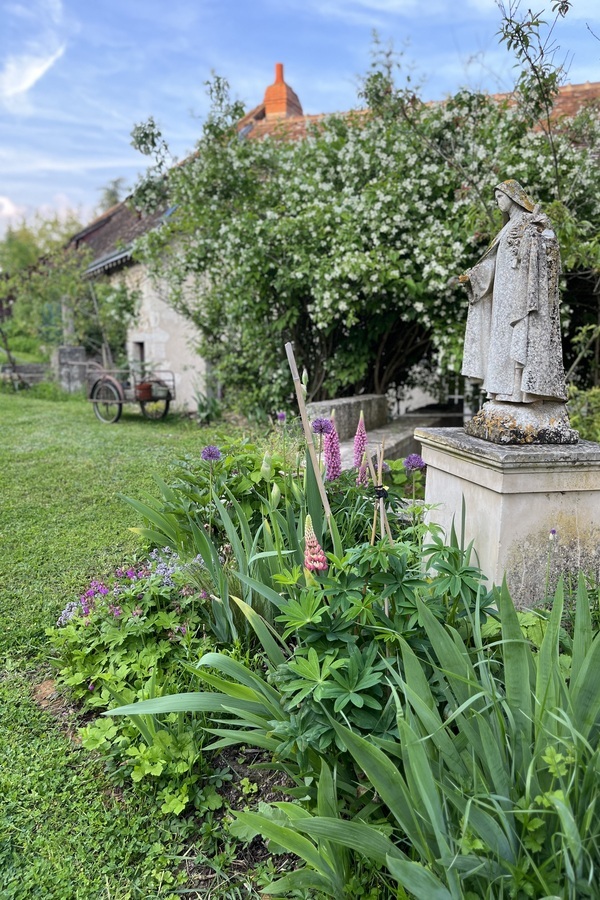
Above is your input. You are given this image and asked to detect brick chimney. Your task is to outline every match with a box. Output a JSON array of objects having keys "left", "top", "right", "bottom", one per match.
[{"left": 263, "top": 63, "right": 303, "bottom": 119}]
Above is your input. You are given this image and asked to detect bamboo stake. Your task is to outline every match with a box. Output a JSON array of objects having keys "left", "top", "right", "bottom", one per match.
[{"left": 284, "top": 342, "right": 333, "bottom": 530}]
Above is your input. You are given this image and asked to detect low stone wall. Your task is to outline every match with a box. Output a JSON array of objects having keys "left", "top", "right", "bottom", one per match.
[
  {"left": 1, "top": 363, "right": 49, "bottom": 386},
  {"left": 307, "top": 394, "right": 389, "bottom": 441}
]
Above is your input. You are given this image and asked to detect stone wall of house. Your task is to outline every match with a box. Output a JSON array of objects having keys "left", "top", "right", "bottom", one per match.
[{"left": 113, "top": 265, "right": 206, "bottom": 412}]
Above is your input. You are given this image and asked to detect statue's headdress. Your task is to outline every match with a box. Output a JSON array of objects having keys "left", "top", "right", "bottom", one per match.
[{"left": 495, "top": 180, "right": 536, "bottom": 212}]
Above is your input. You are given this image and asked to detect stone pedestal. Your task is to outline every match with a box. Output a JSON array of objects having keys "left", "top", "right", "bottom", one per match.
[{"left": 415, "top": 427, "right": 600, "bottom": 607}]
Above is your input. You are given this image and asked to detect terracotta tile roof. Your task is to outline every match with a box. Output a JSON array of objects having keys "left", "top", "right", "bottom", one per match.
[
  {"left": 68, "top": 200, "right": 165, "bottom": 275},
  {"left": 490, "top": 80, "right": 600, "bottom": 119},
  {"left": 73, "top": 74, "right": 600, "bottom": 274}
]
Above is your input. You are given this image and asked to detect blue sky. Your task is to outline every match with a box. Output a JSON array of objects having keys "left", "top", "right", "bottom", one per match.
[{"left": 1, "top": 0, "right": 599, "bottom": 235}]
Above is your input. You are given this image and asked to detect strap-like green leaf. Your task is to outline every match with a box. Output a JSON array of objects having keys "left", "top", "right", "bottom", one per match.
[{"left": 385, "top": 855, "right": 454, "bottom": 899}]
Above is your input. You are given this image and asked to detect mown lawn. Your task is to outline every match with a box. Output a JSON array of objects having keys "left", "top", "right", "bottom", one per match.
[{"left": 0, "top": 390, "right": 237, "bottom": 899}]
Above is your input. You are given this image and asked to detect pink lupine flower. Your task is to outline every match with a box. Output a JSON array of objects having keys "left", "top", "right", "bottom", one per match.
[
  {"left": 324, "top": 414, "right": 341, "bottom": 481},
  {"left": 304, "top": 515, "right": 328, "bottom": 572},
  {"left": 353, "top": 410, "right": 368, "bottom": 469},
  {"left": 356, "top": 453, "right": 369, "bottom": 487}
]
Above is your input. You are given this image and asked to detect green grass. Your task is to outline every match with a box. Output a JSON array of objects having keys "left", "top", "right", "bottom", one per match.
[{"left": 0, "top": 391, "right": 242, "bottom": 899}]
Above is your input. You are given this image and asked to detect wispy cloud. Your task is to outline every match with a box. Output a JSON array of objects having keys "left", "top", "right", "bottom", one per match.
[
  {"left": 0, "top": 46, "right": 65, "bottom": 100},
  {"left": 0, "top": 0, "right": 68, "bottom": 107}
]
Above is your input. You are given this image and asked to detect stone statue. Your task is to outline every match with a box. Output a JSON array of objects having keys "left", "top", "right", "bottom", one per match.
[{"left": 460, "top": 179, "right": 577, "bottom": 444}]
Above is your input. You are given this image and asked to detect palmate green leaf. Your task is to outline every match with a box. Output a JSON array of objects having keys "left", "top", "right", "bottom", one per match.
[{"left": 385, "top": 855, "right": 454, "bottom": 899}]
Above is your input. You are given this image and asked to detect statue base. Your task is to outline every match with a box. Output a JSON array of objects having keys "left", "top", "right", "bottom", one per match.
[
  {"left": 415, "top": 427, "right": 600, "bottom": 607},
  {"left": 464, "top": 400, "right": 578, "bottom": 445}
]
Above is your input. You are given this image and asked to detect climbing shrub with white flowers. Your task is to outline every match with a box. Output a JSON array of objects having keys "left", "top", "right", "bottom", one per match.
[{"left": 130, "top": 71, "right": 600, "bottom": 414}]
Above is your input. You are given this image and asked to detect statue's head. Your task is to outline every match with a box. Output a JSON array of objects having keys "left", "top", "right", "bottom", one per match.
[{"left": 494, "top": 180, "right": 536, "bottom": 222}]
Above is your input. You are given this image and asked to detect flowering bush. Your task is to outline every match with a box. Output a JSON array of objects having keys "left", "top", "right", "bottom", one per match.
[{"left": 131, "top": 67, "right": 600, "bottom": 414}]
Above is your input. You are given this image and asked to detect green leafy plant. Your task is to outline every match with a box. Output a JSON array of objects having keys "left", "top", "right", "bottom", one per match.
[{"left": 245, "top": 576, "right": 600, "bottom": 898}]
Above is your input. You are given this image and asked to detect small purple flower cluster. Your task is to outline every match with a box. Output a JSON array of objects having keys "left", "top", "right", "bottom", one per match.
[
  {"left": 168, "top": 623, "right": 188, "bottom": 641},
  {"left": 403, "top": 454, "right": 426, "bottom": 474},
  {"left": 276, "top": 411, "right": 287, "bottom": 424},
  {"left": 149, "top": 546, "right": 181, "bottom": 586},
  {"left": 80, "top": 580, "right": 109, "bottom": 616},
  {"left": 56, "top": 579, "right": 109, "bottom": 626},
  {"left": 201, "top": 445, "right": 222, "bottom": 462},
  {"left": 312, "top": 417, "right": 334, "bottom": 436},
  {"left": 56, "top": 601, "right": 80, "bottom": 627}
]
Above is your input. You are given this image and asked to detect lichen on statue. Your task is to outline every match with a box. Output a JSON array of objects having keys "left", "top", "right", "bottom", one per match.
[{"left": 460, "top": 180, "right": 578, "bottom": 444}]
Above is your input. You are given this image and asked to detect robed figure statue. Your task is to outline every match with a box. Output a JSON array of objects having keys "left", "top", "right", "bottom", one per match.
[{"left": 460, "top": 180, "right": 577, "bottom": 444}]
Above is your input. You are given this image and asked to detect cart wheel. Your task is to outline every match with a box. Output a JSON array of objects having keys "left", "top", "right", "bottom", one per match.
[
  {"left": 91, "top": 379, "right": 123, "bottom": 424},
  {"left": 140, "top": 381, "right": 170, "bottom": 420}
]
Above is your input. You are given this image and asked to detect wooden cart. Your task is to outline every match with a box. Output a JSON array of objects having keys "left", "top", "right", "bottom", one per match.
[{"left": 88, "top": 365, "right": 175, "bottom": 423}]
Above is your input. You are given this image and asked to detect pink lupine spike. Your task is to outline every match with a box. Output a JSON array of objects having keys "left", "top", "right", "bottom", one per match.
[
  {"left": 304, "top": 514, "right": 328, "bottom": 571},
  {"left": 353, "top": 410, "right": 368, "bottom": 469},
  {"left": 324, "top": 411, "right": 341, "bottom": 481}
]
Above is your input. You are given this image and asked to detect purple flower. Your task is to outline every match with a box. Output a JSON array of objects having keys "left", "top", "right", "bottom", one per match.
[
  {"left": 353, "top": 411, "right": 368, "bottom": 469},
  {"left": 276, "top": 411, "right": 286, "bottom": 423},
  {"left": 88, "top": 682, "right": 95, "bottom": 692},
  {"left": 109, "top": 605, "right": 122, "bottom": 617},
  {"left": 549, "top": 528, "right": 557, "bottom": 542},
  {"left": 56, "top": 601, "right": 80, "bottom": 627},
  {"left": 356, "top": 460, "right": 369, "bottom": 487},
  {"left": 403, "top": 454, "right": 426, "bottom": 474},
  {"left": 324, "top": 420, "right": 341, "bottom": 481},
  {"left": 311, "top": 417, "right": 334, "bottom": 436},
  {"left": 201, "top": 445, "right": 222, "bottom": 462}
]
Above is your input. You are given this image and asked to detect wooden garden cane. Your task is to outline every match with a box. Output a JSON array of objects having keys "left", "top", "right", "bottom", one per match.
[{"left": 284, "top": 342, "right": 333, "bottom": 538}]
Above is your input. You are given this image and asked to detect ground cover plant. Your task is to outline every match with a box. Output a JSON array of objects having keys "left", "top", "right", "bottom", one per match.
[
  {"left": 81, "top": 400, "right": 599, "bottom": 898},
  {"left": 0, "top": 389, "right": 250, "bottom": 898}
]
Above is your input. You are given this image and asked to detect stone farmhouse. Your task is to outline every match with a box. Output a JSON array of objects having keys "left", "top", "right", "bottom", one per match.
[{"left": 68, "top": 67, "right": 600, "bottom": 412}]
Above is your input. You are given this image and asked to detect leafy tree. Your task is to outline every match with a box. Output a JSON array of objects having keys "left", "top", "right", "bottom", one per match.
[
  {"left": 0, "top": 213, "right": 138, "bottom": 361},
  {"left": 130, "top": 23, "right": 600, "bottom": 414},
  {"left": 97, "top": 177, "right": 128, "bottom": 213}
]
